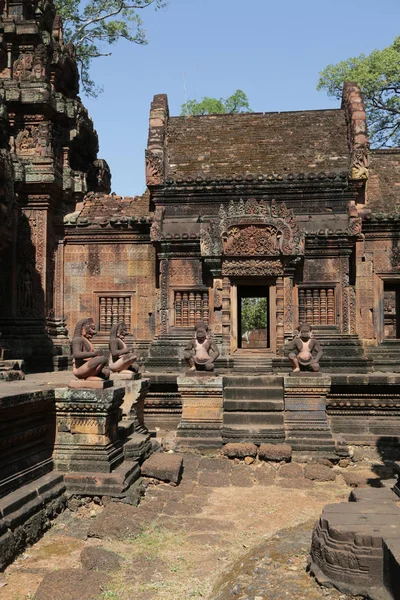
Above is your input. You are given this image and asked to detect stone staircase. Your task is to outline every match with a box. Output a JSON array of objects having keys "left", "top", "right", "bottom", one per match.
[
  {"left": 366, "top": 340, "right": 400, "bottom": 372},
  {"left": 232, "top": 350, "right": 274, "bottom": 373},
  {"left": 222, "top": 375, "right": 285, "bottom": 444}
]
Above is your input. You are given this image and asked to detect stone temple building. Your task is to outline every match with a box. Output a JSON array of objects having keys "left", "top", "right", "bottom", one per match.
[
  {"left": 3, "top": 2, "right": 400, "bottom": 593},
  {"left": 1, "top": 0, "right": 400, "bottom": 437}
]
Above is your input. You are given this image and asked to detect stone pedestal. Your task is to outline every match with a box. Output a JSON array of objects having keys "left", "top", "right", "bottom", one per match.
[
  {"left": 113, "top": 376, "right": 152, "bottom": 463},
  {"left": 53, "top": 386, "right": 140, "bottom": 495},
  {"left": 176, "top": 375, "right": 223, "bottom": 449},
  {"left": 284, "top": 375, "right": 336, "bottom": 454}
]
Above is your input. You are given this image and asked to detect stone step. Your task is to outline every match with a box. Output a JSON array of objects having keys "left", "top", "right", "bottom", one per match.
[
  {"left": 224, "top": 386, "right": 283, "bottom": 400},
  {"left": 224, "top": 399, "right": 284, "bottom": 411},
  {"left": 223, "top": 412, "right": 284, "bottom": 426},
  {"left": 223, "top": 375, "right": 283, "bottom": 387},
  {"left": 222, "top": 426, "right": 285, "bottom": 444}
]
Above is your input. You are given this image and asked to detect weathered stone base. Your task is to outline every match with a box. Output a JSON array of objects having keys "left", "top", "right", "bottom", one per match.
[
  {"left": 124, "top": 433, "right": 152, "bottom": 463},
  {"left": 284, "top": 375, "right": 336, "bottom": 454},
  {"left": 0, "top": 472, "right": 66, "bottom": 570},
  {"left": 177, "top": 422, "right": 222, "bottom": 449},
  {"left": 308, "top": 487, "right": 400, "bottom": 600},
  {"left": 176, "top": 375, "right": 223, "bottom": 449},
  {"left": 68, "top": 379, "right": 113, "bottom": 389},
  {"left": 0, "top": 370, "right": 25, "bottom": 381},
  {"left": 144, "top": 374, "right": 182, "bottom": 431},
  {"left": 64, "top": 460, "right": 140, "bottom": 496}
]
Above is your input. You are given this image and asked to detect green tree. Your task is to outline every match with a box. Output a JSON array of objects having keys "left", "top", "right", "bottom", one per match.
[
  {"left": 56, "top": 0, "right": 166, "bottom": 97},
  {"left": 241, "top": 298, "right": 267, "bottom": 333},
  {"left": 181, "top": 89, "right": 252, "bottom": 116},
  {"left": 318, "top": 36, "right": 400, "bottom": 147}
]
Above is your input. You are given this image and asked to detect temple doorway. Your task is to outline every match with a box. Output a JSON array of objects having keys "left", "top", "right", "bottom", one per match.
[
  {"left": 238, "top": 285, "right": 270, "bottom": 349},
  {"left": 384, "top": 283, "right": 400, "bottom": 339}
]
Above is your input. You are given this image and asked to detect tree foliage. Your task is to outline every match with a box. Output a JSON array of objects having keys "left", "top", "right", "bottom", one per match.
[
  {"left": 56, "top": 0, "right": 166, "bottom": 97},
  {"left": 318, "top": 36, "right": 400, "bottom": 147},
  {"left": 241, "top": 298, "right": 267, "bottom": 334},
  {"left": 181, "top": 89, "right": 252, "bottom": 116}
]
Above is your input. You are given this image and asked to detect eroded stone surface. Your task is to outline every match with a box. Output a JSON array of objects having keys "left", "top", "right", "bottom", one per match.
[{"left": 141, "top": 452, "right": 183, "bottom": 484}]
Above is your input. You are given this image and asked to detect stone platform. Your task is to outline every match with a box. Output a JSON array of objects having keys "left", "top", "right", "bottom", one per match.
[{"left": 176, "top": 374, "right": 223, "bottom": 449}]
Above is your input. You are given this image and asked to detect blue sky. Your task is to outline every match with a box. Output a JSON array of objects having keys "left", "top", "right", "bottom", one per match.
[{"left": 83, "top": 0, "right": 400, "bottom": 197}]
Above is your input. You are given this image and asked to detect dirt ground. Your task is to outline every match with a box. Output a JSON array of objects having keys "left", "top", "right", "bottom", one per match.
[{"left": 0, "top": 454, "right": 375, "bottom": 600}]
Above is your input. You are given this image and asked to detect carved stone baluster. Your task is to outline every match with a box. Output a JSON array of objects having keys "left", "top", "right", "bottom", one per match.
[
  {"left": 125, "top": 297, "right": 131, "bottom": 330},
  {"left": 320, "top": 289, "right": 327, "bottom": 325},
  {"left": 195, "top": 292, "right": 202, "bottom": 322},
  {"left": 118, "top": 297, "right": 124, "bottom": 323},
  {"left": 189, "top": 292, "right": 195, "bottom": 327},
  {"left": 100, "top": 297, "right": 106, "bottom": 330},
  {"left": 313, "top": 288, "right": 320, "bottom": 325},
  {"left": 299, "top": 289, "right": 305, "bottom": 324},
  {"left": 202, "top": 292, "right": 209, "bottom": 325},
  {"left": 327, "top": 288, "right": 335, "bottom": 325},
  {"left": 106, "top": 297, "right": 112, "bottom": 330},
  {"left": 112, "top": 297, "right": 118, "bottom": 325},
  {"left": 305, "top": 289, "right": 313, "bottom": 324},
  {"left": 276, "top": 276, "right": 284, "bottom": 353},
  {"left": 175, "top": 292, "right": 182, "bottom": 326},
  {"left": 182, "top": 292, "right": 189, "bottom": 326}
]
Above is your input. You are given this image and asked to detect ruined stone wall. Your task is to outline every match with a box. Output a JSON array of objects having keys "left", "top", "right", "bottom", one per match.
[{"left": 64, "top": 242, "right": 157, "bottom": 342}]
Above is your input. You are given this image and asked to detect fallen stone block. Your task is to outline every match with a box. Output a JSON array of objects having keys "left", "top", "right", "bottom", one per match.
[
  {"left": 277, "top": 462, "right": 303, "bottom": 478},
  {"left": 342, "top": 469, "right": 382, "bottom": 488},
  {"left": 222, "top": 443, "right": 257, "bottom": 459},
  {"left": 141, "top": 453, "right": 183, "bottom": 484},
  {"left": 259, "top": 443, "right": 292, "bottom": 462},
  {"left": 304, "top": 463, "right": 336, "bottom": 482}
]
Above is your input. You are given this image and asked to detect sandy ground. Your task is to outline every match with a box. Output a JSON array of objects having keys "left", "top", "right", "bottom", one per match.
[{"left": 0, "top": 455, "right": 358, "bottom": 600}]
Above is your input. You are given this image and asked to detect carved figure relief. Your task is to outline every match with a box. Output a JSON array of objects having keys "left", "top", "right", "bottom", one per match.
[
  {"left": 350, "top": 144, "right": 369, "bottom": 180},
  {"left": 150, "top": 206, "right": 164, "bottom": 242},
  {"left": 201, "top": 198, "right": 304, "bottom": 258},
  {"left": 146, "top": 149, "right": 164, "bottom": 186},
  {"left": 223, "top": 224, "right": 278, "bottom": 256}
]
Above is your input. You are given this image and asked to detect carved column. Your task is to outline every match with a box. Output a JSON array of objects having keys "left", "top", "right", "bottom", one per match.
[
  {"left": 340, "top": 256, "right": 350, "bottom": 334},
  {"left": 159, "top": 258, "right": 169, "bottom": 335},
  {"left": 276, "top": 276, "right": 285, "bottom": 353},
  {"left": 284, "top": 274, "right": 294, "bottom": 342},
  {"left": 222, "top": 277, "right": 231, "bottom": 356}
]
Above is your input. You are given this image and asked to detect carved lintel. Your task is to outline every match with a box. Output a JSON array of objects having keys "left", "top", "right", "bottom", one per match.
[{"left": 222, "top": 259, "right": 284, "bottom": 277}]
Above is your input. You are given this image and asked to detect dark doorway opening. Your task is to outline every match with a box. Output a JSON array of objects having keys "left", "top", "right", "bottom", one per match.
[
  {"left": 384, "top": 283, "right": 400, "bottom": 339},
  {"left": 238, "top": 285, "right": 269, "bottom": 349}
]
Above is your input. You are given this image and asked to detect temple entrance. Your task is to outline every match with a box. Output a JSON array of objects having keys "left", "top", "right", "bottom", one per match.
[
  {"left": 238, "top": 286, "right": 269, "bottom": 349},
  {"left": 384, "top": 283, "right": 400, "bottom": 339}
]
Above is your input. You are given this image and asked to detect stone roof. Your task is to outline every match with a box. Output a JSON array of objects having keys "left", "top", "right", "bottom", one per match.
[
  {"left": 367, "top": 150, "right": 400, "bottom": 212},
  {"left": 166, "top": 109, "right": 349, "bottom": 178},
  {"left": 64, "top": 190, "right": 152, "bottom": 226}
]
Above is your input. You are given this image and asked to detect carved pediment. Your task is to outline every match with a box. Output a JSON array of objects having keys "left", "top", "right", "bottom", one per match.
[
  {"left": 200, "top": 198, "right": 304, "bottom": 257},
  {"left": 146, "top": 149, "right": 164, "bottom": 186}
]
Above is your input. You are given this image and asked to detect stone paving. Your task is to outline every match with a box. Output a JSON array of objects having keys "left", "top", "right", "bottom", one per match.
[{"left": 0, "top": 451, "right": 380, "bottom": 600}]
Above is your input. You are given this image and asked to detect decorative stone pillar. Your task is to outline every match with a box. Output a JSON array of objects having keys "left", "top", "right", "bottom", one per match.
[
  {"left": 53, "top": 385, "right": 140, "bottom": 495},
  {"left": 176, "top": 375, "right": 223, "bottom": 449},
  {"left": 276, "top": 276, "right": 285, "bottom": 353},
  {"left": 112, "top": 376, "right": 152, "bottom": 462},
  {"left": 283, "top": 375, "right": 335, "bottom": 455},
  {"left": 283, "top": 274, "right": 294, "bottom": 342},
  {"left": 159, "top": 258, "right": 169, "bottom": 335},
  {"left": 221, "top": 277, "right": 231, "bottom": 356}
]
